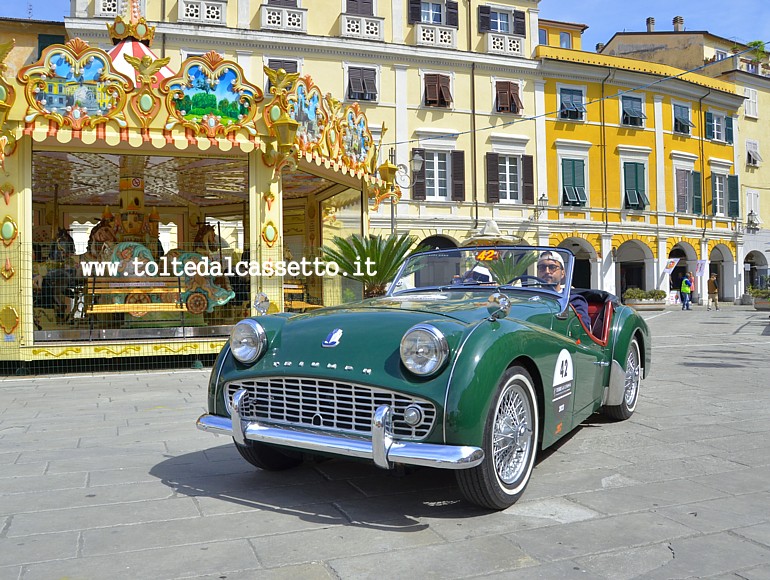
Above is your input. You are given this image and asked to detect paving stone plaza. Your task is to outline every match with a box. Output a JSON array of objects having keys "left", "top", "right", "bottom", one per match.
[{"left": 1, "top": 305, "right": 770, "bottom": 579}]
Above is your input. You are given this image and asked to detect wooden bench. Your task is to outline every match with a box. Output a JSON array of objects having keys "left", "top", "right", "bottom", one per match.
[{"left": 83, "top": 275, "right": 186, "bottom": 318}]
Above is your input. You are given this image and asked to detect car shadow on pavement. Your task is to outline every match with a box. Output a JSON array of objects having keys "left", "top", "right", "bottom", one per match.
[{"left": 149, "top": 444, "right": 493, "bottom": 530}]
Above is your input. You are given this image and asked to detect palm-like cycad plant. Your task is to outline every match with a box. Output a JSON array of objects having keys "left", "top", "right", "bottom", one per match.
[
  {"left": 485, "top": 251, "right": 538, "bottom": 285},
  {"left": 323, "top": 233, "right": 416, "bottom": 298}
]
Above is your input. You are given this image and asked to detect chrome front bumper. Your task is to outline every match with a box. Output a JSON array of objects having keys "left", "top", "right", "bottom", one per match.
[{"left": 196, "top": 388, "right": 484, "bottom": 470}]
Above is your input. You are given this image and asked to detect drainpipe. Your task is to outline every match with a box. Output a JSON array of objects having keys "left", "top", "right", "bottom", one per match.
[
  {"left": 467, "top": 0, "right": 479, "bottom": 228},
  {"left": 698, "top": 89, "right": 711, "bottom": 239},
  {"left": 600, "top": 68, "right": 611, "bottom": 233}
]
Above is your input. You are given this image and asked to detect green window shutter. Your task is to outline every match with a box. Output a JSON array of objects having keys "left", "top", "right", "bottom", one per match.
[
  {"left": 711, "top": 175, "right": 718, "bottom": 215},
  {"left": 623, "top": 162, "right": 634, "bottom": 208},
  {"left": 705, "top": 112, "right": 714, "bottom": 140},
  {"left": 727, "top": 174, "right": 739, "bottom": 217},
  {"left": 691, "top": 171, "right": 702, "bottom": 214},
  {"left": 37, "top": 34, "right": 65, "bottom": 59},
  {"left": 725, "top": 116, "right": 734, "bottom": 144},
  {"left": 562, "top": 159, "right": 574, "bottom": 187}
]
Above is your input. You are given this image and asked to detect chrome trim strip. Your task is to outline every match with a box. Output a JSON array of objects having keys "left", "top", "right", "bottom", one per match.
[
  {"left": 372, "top": 405, "right": 393, "bottom": 469},
  {"left": 231, "top": 388, "right": 247, "bottom": 445},
  {"left": 196, "top": 407, "right": 484, "bottom": 471}
]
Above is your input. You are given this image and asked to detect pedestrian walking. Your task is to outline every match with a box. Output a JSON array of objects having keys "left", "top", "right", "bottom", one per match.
[
  {"left": 680, "top": 273, "right": 693, "bottom": 310},
  {"left": 707, "top": 273, "right": 720, "bottom": 311}
]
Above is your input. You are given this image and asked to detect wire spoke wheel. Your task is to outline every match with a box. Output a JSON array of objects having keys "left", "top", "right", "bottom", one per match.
[
  {"left": 456, "top": 366, "right": 539, "bottom": 510},
  {"left": 603, "top": 337, "right": 641, "bottom": 421}
]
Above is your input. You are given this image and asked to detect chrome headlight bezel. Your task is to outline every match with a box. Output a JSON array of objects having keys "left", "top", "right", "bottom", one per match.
[
  {"left": 229, "top": 319, "right": 267, "bottom": 364},
  {"left": 400, "top": 324, "right": 450, "bottom": 377}
]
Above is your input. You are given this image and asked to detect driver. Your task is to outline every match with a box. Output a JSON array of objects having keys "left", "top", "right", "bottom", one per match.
[{"left": 537, "top": 251, "right": 565, "bottom": 292}]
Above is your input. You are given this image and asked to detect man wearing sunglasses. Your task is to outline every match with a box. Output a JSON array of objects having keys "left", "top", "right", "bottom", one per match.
[
  {"left": 538, "top": 250, "right": 590, "bottom": 331},
  {"left": 537, "top": 251, "right": 566, "bottom": 292}
]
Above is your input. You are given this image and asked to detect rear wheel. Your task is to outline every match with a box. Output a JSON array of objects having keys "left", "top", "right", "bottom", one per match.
[
  {"left": 234, "top": 440, "right": 303, "bottom": 471},
  {"left": 603, "top": 337, "right": 641, "bottom": 421},
  {"left": 456, "top": 366, "right": 539, "bottom": 510}
]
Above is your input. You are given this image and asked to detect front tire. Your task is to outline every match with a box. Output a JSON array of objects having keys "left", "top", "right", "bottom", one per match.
[
  {"left": 603, "top": 337, "right": 641, "bottom": 421},
  {"left": 456, "top": 366, "right": 539, "bottom": 510},
  {"left": 234, "top": 440, "right": 303, "bottom": 471}
]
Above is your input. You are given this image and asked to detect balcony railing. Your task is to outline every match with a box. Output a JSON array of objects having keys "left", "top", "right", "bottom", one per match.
[
  {"left": 260, "top": 4, "right": 308, "bottom": 34},
  {"left": 340, "top": 14, "right": 384, "bottom": 41},
  {"left": 178, "top": 0, "right": 227, "bottom": 26},
  {"left": 416, "top": 23, "right": 456, "bottom": 49},
  {"left": 486, "top": 33, "right": 524, "bottom": 57}
]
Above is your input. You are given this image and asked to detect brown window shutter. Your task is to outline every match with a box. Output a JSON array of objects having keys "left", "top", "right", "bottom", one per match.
[
  {"left": 408, "top": 0, "right": 421, "bottom": 24},
  {"left": 496, "top": 81, "right": 511, "bottom": 112},
  {"left": 268, "top": 59, "right": 297, "bottom": 74},
  {"left": 513, "top": 10, "right": 526, "bottom": 36},
  {"left": 486, "top": 152, "right": 500, "bottom": 203},
  {"left": 451, "top": 150, "right": 465, "bottom": 201},
  {"left": 412, "top": 148, "right": 426, "bottom": 200},
  {"left": 359, "top": 0, "right": 374, "bottom": 16},
  {"left": 269, "top": 0, "right": 297, "bottom": 6},
  {"left": 478, "top": 5, "right": 490, "bottom": 33},
  {"left": 446, "top": 1, "right": 458, "bottom": 27},
  {"left": 346, "top": 0, "right": 360, "bottom": 14},
  {"left": 438, "top": 75, "right": 453, "bottom": 106},
  {"left": 348, "top": 67, "right": 364, "bottom": 96},
  {"left": 362, "top": 68, "right": 377, "bottom": 97},
  {"left": 425, "top": 74, "right": 439, "bottom": 106},
  {"left": 522, "top": 155, "right": 534, "bottom": 204},
  {"left": 511, "top": 83, "right": 524, "bottom": 113}
]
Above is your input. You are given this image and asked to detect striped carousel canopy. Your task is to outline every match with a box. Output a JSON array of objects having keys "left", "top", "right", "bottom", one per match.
[{"left": 107, "top": 39, "right": 175, "bottom": 89}]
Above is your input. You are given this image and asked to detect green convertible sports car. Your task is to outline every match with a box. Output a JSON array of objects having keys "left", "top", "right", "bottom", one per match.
[{"left": 197, "top": 246, "right": 651, "bottom": 509}]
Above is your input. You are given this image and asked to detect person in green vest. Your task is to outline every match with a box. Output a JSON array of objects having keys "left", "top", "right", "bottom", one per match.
[{"left": 680, "top": 273, "right": 693, "bottom": 310}]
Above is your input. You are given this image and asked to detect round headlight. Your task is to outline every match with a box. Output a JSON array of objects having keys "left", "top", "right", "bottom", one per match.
[
  {"left": 229, "top": 319, "right": 267, "bottom": 364},
  {"left": 400, "top": 324, "right": 449, "bottom": 376}
]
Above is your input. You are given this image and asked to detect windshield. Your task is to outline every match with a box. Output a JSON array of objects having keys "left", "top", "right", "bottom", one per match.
[{"left": 388, "top": 246, "right": 574, "bottom": 301}]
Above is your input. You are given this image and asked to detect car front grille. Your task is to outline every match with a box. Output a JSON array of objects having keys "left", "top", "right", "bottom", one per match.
[{"left": 225, "top": 377, "right": 437, "bottom": 440}]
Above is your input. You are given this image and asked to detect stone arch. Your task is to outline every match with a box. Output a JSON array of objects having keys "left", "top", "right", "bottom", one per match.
[
  {"left": 667, "top": 240, "right": 699, "bottom": 293},
  {"left": 710, "top": 242, "right": 736, "bottom": 301},
  {"left": 555, "top": 235, "right": 599, "bottom": 289},
  {"left": 744, "top": 250, "right": 769, "bottom": 290},
  {"left": 614, "top": 238, "right": 654, "bottom": 298},
  {"left": 420, "top": 234, "right": 458, "bottom": 250}
]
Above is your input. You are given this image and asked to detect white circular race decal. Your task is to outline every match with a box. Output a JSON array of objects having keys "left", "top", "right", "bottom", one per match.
[{"left": 552, "top": 349, "right": 574, "bottom": 422}]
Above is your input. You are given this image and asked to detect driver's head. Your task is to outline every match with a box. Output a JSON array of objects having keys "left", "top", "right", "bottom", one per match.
[{"left": 537, "top": 251, "right": 566, "bottom": 291}]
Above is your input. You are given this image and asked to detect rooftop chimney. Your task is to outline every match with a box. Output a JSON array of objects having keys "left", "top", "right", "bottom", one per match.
[
  {"left": 596, "top": 43, "right": 605, "bottom": 52},
  {"left": 646, "top": 17, "right": 655, "bottom": 32},
  {"left": 673, "top": 16, "right": 684, "bottom": 32}
]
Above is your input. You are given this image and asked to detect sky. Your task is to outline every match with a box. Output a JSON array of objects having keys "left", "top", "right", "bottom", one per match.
[{"left": 1, "top": 0, "right": 769, "bottom": 52}]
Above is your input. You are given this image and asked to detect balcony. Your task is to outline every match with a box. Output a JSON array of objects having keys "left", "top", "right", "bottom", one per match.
[
  {"left": 340, "top": 14, "right": 384, "bottom": 41},
  {"left": 96, "top": 0, "right": 146, "bottom": 18},
  {"left": 178, "top": 0, "right": 227, "bottom": 26},
  {"left": 416, "top": 23, "right": 456, "bottom": 49},
  {"left": 260, "top": 4, "right": 307, "bottom": 34},
  {"left": 486, "top": 33, "right": 524, "bottom": 57}
]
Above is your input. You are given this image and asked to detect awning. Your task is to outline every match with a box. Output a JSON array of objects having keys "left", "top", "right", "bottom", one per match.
[{"left": 107, "top": 39, "right": 175, "bottom": 89}]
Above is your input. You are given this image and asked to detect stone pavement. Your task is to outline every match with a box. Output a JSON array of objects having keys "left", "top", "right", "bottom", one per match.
[{"left": 1, "top": 306, "right": 770, "bottom": 579}]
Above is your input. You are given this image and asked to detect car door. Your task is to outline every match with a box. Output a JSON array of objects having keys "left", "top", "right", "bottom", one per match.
[{"left": 563, "top": 312, "right": 607, "bottom": 419}]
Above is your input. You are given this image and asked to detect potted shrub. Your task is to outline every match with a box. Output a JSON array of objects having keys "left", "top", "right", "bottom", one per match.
[
  {"left": 748, "top": 287, "right": 770, "bottom": 311},
  {"left": 623, "top": 288, "right": 668, "bottom": 311}
]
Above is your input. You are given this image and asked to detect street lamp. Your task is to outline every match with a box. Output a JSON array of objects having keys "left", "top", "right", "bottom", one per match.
[
  {"left": 747, "top": 210, "right": 760, "bottom": 233},
  {"left": 377, "top": 148, "right": 424, "bottom": 233}
]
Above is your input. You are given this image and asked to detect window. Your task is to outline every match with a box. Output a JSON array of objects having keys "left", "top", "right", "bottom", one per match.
[
  {"left": 673, "top": 104, "right": 695, "bottom": 135},
  {"left": 746, "top": 61, "right": 759, "bottom": 74},
  {"left": 712, "top": 173, "right": 726, "bottom": 215},
  {"left": 747, "top": 190, "right": 760, "bottom": 221},
  {"left": 675, "top": 168, "right": 693, "bottom": 213},
  {"left": 560, "top": 32, "right": 572, "bottom": 49},
  {"left": 539, "top": 28, "right": 548, "bottom": 45},
  {"left": 424, "top": 73, "right": 452, "bottom": 107},
  {"left": 37, "top": 34, "right": 65, "bottom": 59},
  {"left": 744, "top": 88, "right": 758, "bottom": 118},
  {"left": 490, "top": 10, "right": 509, "bottom": 32},
  {"left": 498, "top": 155, "right": 520, "bottom": 202},
  {"left": 485, "top": 152, "right": 533, "bottom": 203},
  {"left": 266, "top": 59, "right": 298, "bottom": 89},
  {"left": 623, "top": 162, "right": 648, "bottom": 210},
  {"left": 715, "top": 49, "right": 727, "bottom": 60},
  {"left": 345, "top": 0, "right": 374, "bottom": 15},
  {"left": 495, "top": 81, "right": 523, "bottom": 114},
  {"left": 706, "top": 111, "right": 733, "bottom": 143},
  {"left": 421, "top": 2, "right": 442, "bottom": 23},
  {"left": 559, "top": 88, "right": 586, "bottom": 121},
  {"left": 477, "top": 6, "right": 525, "bottom": 36},
  {"left": 268, "top": 0, "right": 297, "bottom": 5},
  {"left": 561, "top": 158, "right": 587, "bottom": 206},
  {"left": 621, "top": 95, "right": 646, "bottom": 127},
  {"left": 347, "top": 67, "right": 377, "bottom": 101},
  {"left": 747, "top": 140, "right": 762, "bottom": 166},
  {"left": 424, "top": 151, "right": 449, "bottom": 198}
]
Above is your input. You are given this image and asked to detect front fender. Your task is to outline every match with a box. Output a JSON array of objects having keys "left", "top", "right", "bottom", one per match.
[
  {"left": 610, "top": 305, "right": 651, "bottom": 378},
  {"left": 443, "top": 318, "right": 568, "bottom": 448}
]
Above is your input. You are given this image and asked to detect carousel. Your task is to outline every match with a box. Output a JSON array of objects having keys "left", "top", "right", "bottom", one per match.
[{"left": 0, "top": 7, "right": 395, "bottom": 364}]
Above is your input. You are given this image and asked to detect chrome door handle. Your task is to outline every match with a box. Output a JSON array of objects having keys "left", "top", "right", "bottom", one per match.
[{"left": 593, "top": 361, "right": 610, "bottom": 367}]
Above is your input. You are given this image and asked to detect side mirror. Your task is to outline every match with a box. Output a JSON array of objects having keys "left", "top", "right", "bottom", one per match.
[
  {"left": 254, "top": 292, "right": 270, "bottom": 316},
  {"left": 486, "top": 292, "right": 511, "bottom": 320}
]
